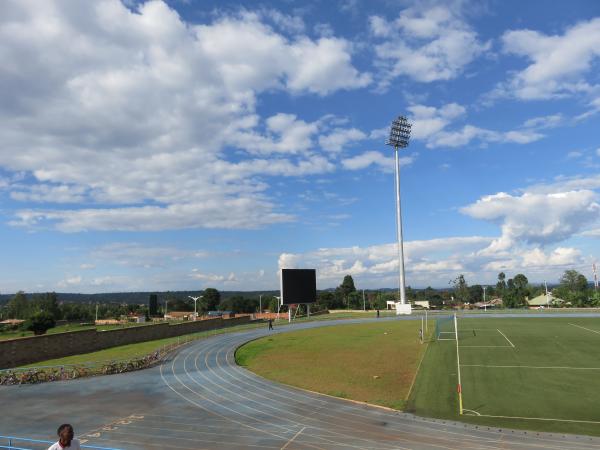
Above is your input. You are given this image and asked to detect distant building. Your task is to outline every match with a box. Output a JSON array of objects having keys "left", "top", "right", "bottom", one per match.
[
  {"left": 475, "top": 298, "right": 503, "bottom": 309},
  {"left": 527, "top": 293, "right": 564, "bottom": 308},
  {"left": 165, "top": 311, "right": 194, "bottom": 320},
  {"left": 0, "top": 319, "right": 24, "bottom": 326}
]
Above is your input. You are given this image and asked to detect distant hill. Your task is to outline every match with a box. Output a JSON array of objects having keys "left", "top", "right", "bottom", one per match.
[
  {"left": 0, "top": 290, "right": 283, "bottom": 305},
  {"left": 0, "top": 288, "right": 402, "bottom": 305}
]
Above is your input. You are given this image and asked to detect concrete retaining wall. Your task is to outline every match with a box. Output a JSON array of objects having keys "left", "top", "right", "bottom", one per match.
[{"left": 0, "top": 316, "right": 251, "bottom": 369}]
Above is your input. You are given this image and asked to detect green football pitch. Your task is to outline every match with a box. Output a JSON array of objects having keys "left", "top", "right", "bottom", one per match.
[{"left": 409, "top": 315, "right": 600, "bottom": 436}]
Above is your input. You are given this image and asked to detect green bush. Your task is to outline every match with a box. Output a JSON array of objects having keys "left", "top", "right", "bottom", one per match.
[{"left": 23, "top": 311, "right": 56, "bottom": 335}]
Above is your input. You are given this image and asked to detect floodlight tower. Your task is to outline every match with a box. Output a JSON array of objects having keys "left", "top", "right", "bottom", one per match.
[{"left": 386, "top": 116, "right": 412, "bottom": 314}]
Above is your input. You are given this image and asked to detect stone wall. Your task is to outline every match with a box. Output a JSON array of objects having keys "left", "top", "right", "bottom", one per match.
[{"left": 0, "top": 316, "right": 251, "bottom": 369}]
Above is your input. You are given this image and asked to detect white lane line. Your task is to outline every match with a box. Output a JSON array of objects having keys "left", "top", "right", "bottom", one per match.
[
  {"left": 281, "top": 426, "right": 306, "bottom": 450},
  {"left": 159, "top": 352, "right": 292, "bottom": 443},
  {"left": 203, "top": 333, "right": 406, "bottom": 450},
  {"left": 462, "top": 364, "right": 600, "bottom": 370},
  {"left": 497, "top": 329, "right": 515, "bottom": 348},
  {"left": 190, "top": 337, "right": 370, "bottom": 450},
  {"left": 569, "top": 323, "right": 600, "bottom": 335}
]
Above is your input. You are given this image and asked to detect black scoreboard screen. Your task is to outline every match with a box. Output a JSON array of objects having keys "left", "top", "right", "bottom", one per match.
[{"left": 280, "top": 269, "right": 316, "bottom": 305}]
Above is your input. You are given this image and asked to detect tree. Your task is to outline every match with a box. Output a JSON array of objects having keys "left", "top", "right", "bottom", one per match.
[
  {"left": 496, "top": 272, "right": 507, "bottom": 298},
  {"left": 38, "top": 292, "right": 60, "bottom": 320},
  {"left": 23, "top": 311, "right": 56, "bottom": 335},
  {"left": 317, "top": 291, "right": 340, "bottom": 309},
  {"left": 556, "top": 270, "right": 589, "bottom": 306},
  {"left": 148, "top": 294, "right": 158, "bottom": 316},
  {"left": 503, "top": 274, "right": 529, "bottom": 308},
  {"left": 451, "top": 274, "right": 469, "bottom": 303},
  {"left": 219, "top": 296, "right": 258, "bottom": 313},
  {"left": 7, "top": 291, "right": 29, "bottom": 319},
  {"left": 201, "top": 288, "right": 220, "bottom": 312},
  {"left": 339, "top": 275, "right": 356, "bottom": 296},
  {"left": 468, "top": 285, "right": 483, "bottom": 303},
  {"left": 348, "top": 291, "right": 362, "bottom": 309}
]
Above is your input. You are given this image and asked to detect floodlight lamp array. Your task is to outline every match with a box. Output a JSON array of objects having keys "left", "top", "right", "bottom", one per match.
[{"left": 386, "top": 116, "right": 411, "bottom": 149}]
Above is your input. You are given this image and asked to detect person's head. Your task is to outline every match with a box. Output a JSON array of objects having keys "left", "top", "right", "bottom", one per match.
[{"left": 57, "top": 424, "right": 74, "bottom": 445}]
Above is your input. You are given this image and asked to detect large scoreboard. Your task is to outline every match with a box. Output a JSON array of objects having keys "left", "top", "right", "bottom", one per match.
[{"left": 280, "top": 269, "right": 316, "bottom": 305}]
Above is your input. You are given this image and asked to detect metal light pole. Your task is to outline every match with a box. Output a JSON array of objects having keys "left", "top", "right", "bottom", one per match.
[
  {"left": 259, "top": 294, "right": 262, "bottom": 314},
  {"left": 189, "top": 296, "right": 202, "bottom": 320},
  {"left": 275, "top": 296, "right": 281, "bottom": 320},
  {"left": 483, "top": 286, "right": 487, "bottom": 312},
  {"left": 386, "top": 116, "right": 412, "bottom": 314}
]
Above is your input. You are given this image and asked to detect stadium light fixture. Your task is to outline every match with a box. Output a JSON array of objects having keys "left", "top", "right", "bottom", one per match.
[
  {"left": 189, "top": 296, "right": 202, "bottom": 320},
  {"left": 386, "top": 116, "right": 411, "bottom": 309}
]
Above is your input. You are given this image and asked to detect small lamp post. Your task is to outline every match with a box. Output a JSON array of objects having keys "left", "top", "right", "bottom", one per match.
[{"left": 189, "top": 296, "right": 202, "bottom": 320}]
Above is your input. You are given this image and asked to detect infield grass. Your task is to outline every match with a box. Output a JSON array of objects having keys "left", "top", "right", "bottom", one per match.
[
  {"left": 236, "top": 320, "right": 427, "bottom": 410},
  {"left": 407, "top": 316, "right": 600, "bottom": 436}
]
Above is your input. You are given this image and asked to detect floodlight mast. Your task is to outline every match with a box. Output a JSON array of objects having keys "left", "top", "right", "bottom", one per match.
[{"left": 386, "top": 116, "right": 411, "bottom": 306}]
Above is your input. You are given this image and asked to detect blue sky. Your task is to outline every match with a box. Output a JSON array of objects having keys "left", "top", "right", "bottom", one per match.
[{"left": 1, "top": 0, "right": 600, "bottom": 293}]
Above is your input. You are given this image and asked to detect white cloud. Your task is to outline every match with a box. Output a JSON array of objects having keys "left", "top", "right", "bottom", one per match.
[
  {"left": 227, "top": 113, "right": 319, "bottom": 156},
  {"left": 11, "top": 198, "right": 293, "bottom": 232},
  {"left": 406, "top": 103, "right": 545, "bottom": 148},
  {"left": 319, "top": 128, "right": 367, "bottom": 153},
  {"left": 523, "top": 114, "right": 563, "bottom": 129},
  {"left": 370, "top": 4, "right": 489, "bottom": 87},
  {"left": 259, "top": 9, "right": 305, "bottom": 34},
  {"left": 190, "top": 271, "right": 226, "bottom": 283},
  {"left": 0, "top": 1, "right": 370, "bottom": 232},
  {"left": 90, "top": 242, "right": 210, "bottom": 267},
  {"left": 499, "top": 18, "right": 600, "bottom": 99},
  {"left": 462, "top": 190, "right": 600, "bottom": 252},
  {"left": 341, "top": 151, "right": 415, "bottom": 172},
  {"left": 10, "top": 184, "right": 88, "bottom": 204},
  {"left": 57, "top": 275, "right": 82, "bottom": 288},
  {"left": 279, "top": 236, "right": 588, "bottom": 289}
]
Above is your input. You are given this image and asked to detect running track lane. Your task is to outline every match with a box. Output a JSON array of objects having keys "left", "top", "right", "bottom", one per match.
[{"left": 2, "top": 317, "right": 600, "bottom": 449}]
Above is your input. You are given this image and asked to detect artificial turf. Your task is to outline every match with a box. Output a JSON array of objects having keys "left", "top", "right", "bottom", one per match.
[{"left": 407, "top": 316, "right": 600, "bottom": 436}]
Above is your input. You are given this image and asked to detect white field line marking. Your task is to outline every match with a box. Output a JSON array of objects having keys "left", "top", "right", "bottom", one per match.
[
  {"left": 405, "top": 337, "right": 430, "bottom": 401},
  {"left": 459, "top": 345, "right": 512, "bottom": 348},
  {"left": 462, "top": 364, "right": 600, "bottom": 370},
  {"left": 462, "top": 412, "right": 600, "bottom": 425},
  {"left": 462, "top": 409, "right": 481, "bottom": 416},
  {"left": 497, "top": 329, "right": 515, "bottom": 348},
  {"left": 569, "top": 323, "right": 600, "bottom": 335},
  {"left": 454, "top": 314, "right": 463, "bottom": 416},
  {"left": 281, "top": 427, "right": 306, "bottom": 450}
]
